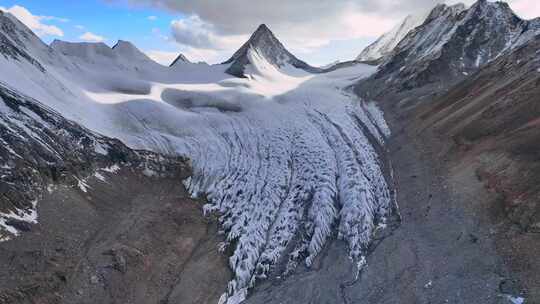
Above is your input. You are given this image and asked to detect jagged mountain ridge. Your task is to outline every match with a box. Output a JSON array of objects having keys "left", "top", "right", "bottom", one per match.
[
  {"left": 223, "top": 24, "right": 321, "bottom": 77},
  {"left": 357, "top": 0, "right": 540, "bottom": 102},
  {"left": 51, "top": 39, "right": 164, "bottom": 71},
  {"left": 357, "top": 11, "right": 430, "bottom": 62}
]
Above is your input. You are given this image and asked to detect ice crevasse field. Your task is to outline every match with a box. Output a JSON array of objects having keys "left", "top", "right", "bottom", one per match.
[{"left": 0, "top": 34, "right": 394, "bottom": 303}]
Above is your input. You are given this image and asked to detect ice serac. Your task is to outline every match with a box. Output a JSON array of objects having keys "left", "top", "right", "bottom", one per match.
[
  {"left": 223, "top": 24, "right": 321, "bottom": 77},
  {"left": 357, "top": 12, "right": 429, "bottom": 62},
  {"left": 170, "top": 53, "right": 191, "bottom": 67},
  {"left": 357, "top": 0, "right": 540, "bottom": 102}
]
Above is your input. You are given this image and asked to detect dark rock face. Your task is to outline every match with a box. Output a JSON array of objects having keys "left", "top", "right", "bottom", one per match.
[
  {"left": 0, "top": 81, "right": 230, "bottom": 304},
  {"left": 357, "top": 0, "right": 539, "bottom": 103},
  {"left": 169, "top": 53, "right": 191, "bottom": 67},
  {"left": 0, "top": 83, "right": 185, "bottom": 239},
  {"left": 223, "top": 24, "right": 320, "bottom": 77}
]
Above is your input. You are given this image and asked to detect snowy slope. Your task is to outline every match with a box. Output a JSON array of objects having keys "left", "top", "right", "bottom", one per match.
[
  {"left": 0, "top": 13, "right": 394, "bottom": 304},
  {"left": 357, "top": 11, "right": 429, "bottom": 62}
]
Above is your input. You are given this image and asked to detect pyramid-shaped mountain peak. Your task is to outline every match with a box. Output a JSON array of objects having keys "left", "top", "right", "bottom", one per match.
[
  {"left": 250, "top": 24, "right": 274, "bottom": 39},
  {"left": 170, "top": 53, "right": 191, "bottom": 67},
  {"left": 223, "top": 24, "right": 319, "bottom": 77}
]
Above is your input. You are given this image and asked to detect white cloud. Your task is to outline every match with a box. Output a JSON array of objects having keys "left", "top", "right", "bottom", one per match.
[
  {"left": 145, "top": 50, "right": 178, "bottom": 65},
  {"left": 147, "top": 15, "right": 157, "bottom": 21},
  {"left": 110, "top": 0, "right": 540, "bottom": 64},
  {"left": 109, "top": 0, "right": 540, "bottom": 48},
  {"left": 170, "top": 15, "right": 247, "bottom": 50},
  {"left": 116, "top": 0, "right": 404, "bottom": 61},
  {"left": 75, "top": 25, "right": 85, "bottom": 30},
  {"left": 507, "top": 0, "right": 540, "bottom": 19},
  {"left": 0, "top": 5, "right": 64, "bottom": 37},
  {"left": 41, "top": 16, "right": 70, "bottom": 23},
  {"left": 79, "top": 32, "right": 106, "bottom": 42},
  {"left": 170, "top": 15, "right": 219, "bottom": 49},
  {"left": 112, "top": 0, "right": 405, "bottom": 35},
  {"left": 181, "top": 47, "right": 222, "bottom": 63},
  {"left": 152, "top": 27, "right": 166, "bottom": 38}
]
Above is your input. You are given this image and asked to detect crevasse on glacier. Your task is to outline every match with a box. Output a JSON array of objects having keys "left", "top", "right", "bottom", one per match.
[{"left": 183, "top": 96, "right": 393, "bottom": 302}]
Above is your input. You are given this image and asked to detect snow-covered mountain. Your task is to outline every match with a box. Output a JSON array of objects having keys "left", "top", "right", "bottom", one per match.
[
  {"left": 170, "top": 53, "right": 192, "bottom": 66},
  {"left": 1, "top": 11, "right": 393, "bottom": 304},
  {"left": 319, "top": 60, "right": 341, "bottom": 69},
  {"left": 357, "top": 0, "right": 540, "bottom": 102},
  {"left": 0, "top": 11, "right": 66, "bottom": 68},
  {"left": 357, "top": 12, "right": 429, "bottom": 62},
  {"left": 112, "top": 40, "right": 161, "bottom": 65},
  {"left": 51, "top": 39, "right": 165, "bottom": 73},
  {"left": 223, "top": 24, "right": 321, "bottom": 77}
]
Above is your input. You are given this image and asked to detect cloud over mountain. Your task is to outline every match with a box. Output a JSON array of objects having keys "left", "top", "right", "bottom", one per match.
[
  {"left": 0, "top": 5, "right": 65, "bottom": 37},
  {"left": 79, "top": 32, "right": 106, "bottom": 42}
]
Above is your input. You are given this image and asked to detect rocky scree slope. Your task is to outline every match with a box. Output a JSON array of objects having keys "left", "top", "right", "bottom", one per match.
[
  {"left": 404, "top": 32, "right": 540, "bottom": 302},
  {"left": 416, "top": 33, "right": 540, "bottom": 234}
]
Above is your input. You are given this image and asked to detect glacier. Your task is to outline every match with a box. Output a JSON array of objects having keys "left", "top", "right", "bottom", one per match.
[
  {"left": 113, "top": 54, "right": 394, "bottom": 303},
  {"left": 0, "top": 12, "right": 394, "bottom": 303}
]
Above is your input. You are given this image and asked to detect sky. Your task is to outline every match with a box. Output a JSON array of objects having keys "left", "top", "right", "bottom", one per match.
[{"left": 0, "top": 0, "right": 539, "bottom": 66}]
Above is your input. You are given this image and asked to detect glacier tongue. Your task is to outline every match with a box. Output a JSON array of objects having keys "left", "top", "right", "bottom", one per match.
[{"left": 178, "top": 65, "right": 393, "bottom": 302}]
